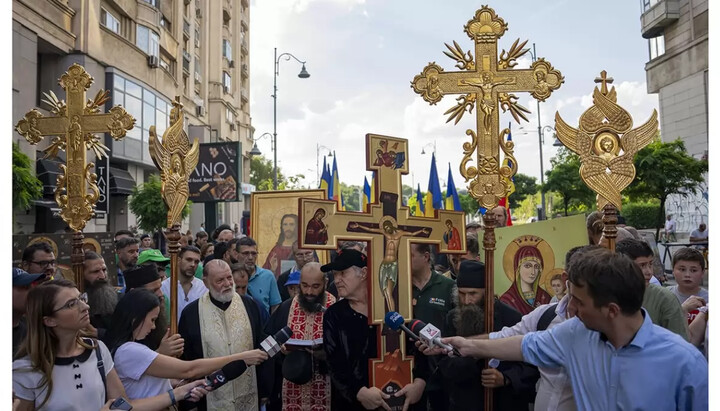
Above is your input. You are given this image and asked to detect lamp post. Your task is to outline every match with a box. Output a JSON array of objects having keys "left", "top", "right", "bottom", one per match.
[
  {"left": 529, "top": 43, "right": 549, "bottom": 220},
  {"left": 249, "top": 132, "right": 273, "bottom": 157},
  {"left": 420, "top": 141, "right": 437, "bottom": 156},
  {"left": 273, "top": 47, "right": 310, "bottom": 190},
  {"left": 316, "top": 144, "right": 333, "bottom": 185}
]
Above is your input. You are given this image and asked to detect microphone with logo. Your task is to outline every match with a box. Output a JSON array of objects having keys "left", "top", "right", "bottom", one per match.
[{"left": 384, "top": 312, "right": 460, "bottom": 356}]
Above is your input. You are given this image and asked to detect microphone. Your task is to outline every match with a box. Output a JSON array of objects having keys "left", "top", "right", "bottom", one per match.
[
  {"left": 314, "top": 303, "right": 327, "bottom": 313},
  {"left": 260, "top": 326, "right": 293, "bottom": 357},
  {"left": 184, "top": 359, "right": 248, "bottom": 399},
  {"left": 408, "top": 319, "right": 458, "bottom": 355},
  {"left": 384, "top": 311, "right": 422, "bottom": 341}
]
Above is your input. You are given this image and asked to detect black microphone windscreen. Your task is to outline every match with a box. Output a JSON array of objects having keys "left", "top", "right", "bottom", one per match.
[
  {"left": 409, "top": 319, "right": 428, "bottom": 334},
  {"left": 220, "top": 359, "right": 248, "bottom": 380},
  {"left": 274, "top": 326, "right": 293, "bottom": 345}
]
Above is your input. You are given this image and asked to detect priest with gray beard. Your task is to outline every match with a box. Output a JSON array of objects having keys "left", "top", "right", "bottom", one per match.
[
  {"left": 437, "top": 260, "right": 539, "bottom": 411},
  {"left": 84, "top": 252, "right": 118, "bottom": 339}
]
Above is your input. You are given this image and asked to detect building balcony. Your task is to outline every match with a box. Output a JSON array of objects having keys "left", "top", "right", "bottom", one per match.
[
  {"left": 223, "top": 0, "right": 232, "bottom": 24},
  {"left": 241, "top": 63, "right": 248, "bottom": 79},
  {"left": 183, "top": 18, "right": 190, "bottom": 40},
  {"left": 182, "top": 50, "right": 191, "bottom": 74},
  {"left": 641, "top": 0, "right": 680, "bottom": 39}
]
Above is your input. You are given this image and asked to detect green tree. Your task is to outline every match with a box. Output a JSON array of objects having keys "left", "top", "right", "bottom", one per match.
[
  {"left": 508, "top": 173, "right": 538, "bottom": 209},
  {"left": 543, "top": 148, "right": 595, "bottom": 216},
  {"left": 340, "top": 183, "right": 361, "bottom": 211},
  {"left": 626, "top": 138, "right": 707, "bottom": 240},
  {"left": 13, "top": 143, "right": 44, "bottom": 212},
  {"left": 129, "top": 174, "right": 192, "bottom": 233},
  {"left": 250, "top": 155, "right": 306, "bottom": 191},
  {"left": 458, "top": 192, "right": 480, "bottom": 216}
]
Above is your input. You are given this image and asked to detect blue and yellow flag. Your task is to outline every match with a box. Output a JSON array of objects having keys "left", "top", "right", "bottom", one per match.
[
  {"left": 425, "top": 153, "right": 443, "bottom": 217},
  {"left": 320, "top": 156, "right": 332, "bottom": 195},
  {"left": 370, "top": 171, "right": 376, "bottom": 203},
  {"left": 331, "top": 154, "right": 340, "bottom": 203},
  {"left": 415, "top": 184, "right": 425, "bottom": 217},
  {"left": 362, "top": 176, "right": 371, "bottom": 212},
  {"left": 445, "top": 163, "right": 462, "bottom": 211}
]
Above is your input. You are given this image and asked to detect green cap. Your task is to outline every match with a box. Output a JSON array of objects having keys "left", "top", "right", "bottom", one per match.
[{"left": 137, "top": 249, "right": 170, "bottom": 265}]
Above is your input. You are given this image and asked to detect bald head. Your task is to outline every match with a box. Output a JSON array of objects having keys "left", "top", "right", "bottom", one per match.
[
  {"left": 298, "top": 262, "right": 327, "bottom": 312},
  {"left": 216, "top": 229, "right": 234, "bottom": 243},
  {"left": 203, "top": 259, "right": 235, "bottom": 302},
  {"left": 301, "top": 262, "right": 325, "bottom": 283}
]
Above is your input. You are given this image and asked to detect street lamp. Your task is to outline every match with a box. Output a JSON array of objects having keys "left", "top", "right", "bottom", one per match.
[
  {"left": 249, "top": 132, "right": 273, "bottom": 157},
  {"left": 528, "top": 42, "right": 551, "bottom": 220},
  {"left": 273, "top": 47, "right": 310, "bottom": 190},
  {"left": 420, "top": 141, "right": 437, "bottom": 156},
  {"left": 316, "top": 144, "right": 333, "bottom": 186}
]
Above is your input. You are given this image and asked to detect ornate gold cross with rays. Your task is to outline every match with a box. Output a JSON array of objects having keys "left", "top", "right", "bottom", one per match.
[
  {"left": 411, "top": 6, "right": 564, "bottom": 210},
  {"left": 15, "top": 63, "right": 135, "bottom": 290}
]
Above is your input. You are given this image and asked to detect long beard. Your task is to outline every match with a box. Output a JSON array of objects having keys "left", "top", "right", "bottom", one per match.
[
  {"left": 453, "top": 299, "right": 486, "bottom": 337},
  {"left": 85, "top": 280, "right": 118, "bottom": 317},
  {"left": 298, "top": 288, "right": 325, "bottom": 313},
  {"left": 210, "top": 287, "right": 235, "bottom": 303}
]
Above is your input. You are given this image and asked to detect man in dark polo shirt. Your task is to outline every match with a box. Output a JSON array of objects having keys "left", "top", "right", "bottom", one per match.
[{"left": 398, "top": 243, "right": 456, "bottom": 411}]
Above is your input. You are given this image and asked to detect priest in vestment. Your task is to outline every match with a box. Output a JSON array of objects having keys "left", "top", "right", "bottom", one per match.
[
  {"left": 178, "top": 259, "right": 272, "bottom": 411},
  {"left": 265, "top": 262, "right": 336, "bottom": 410}
]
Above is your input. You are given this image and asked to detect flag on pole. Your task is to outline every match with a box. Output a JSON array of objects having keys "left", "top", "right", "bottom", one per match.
[
  {"left": 370, "top": 171, "right": 376, "bottom": 203},
  {"left": 445, "top": 163, "right": 461, "bottom": 211},
  {"left": 320, "top": 156, "right": 332, "bottom": 197},
  {"left": 415, "top": 184, "right": 425, "bottom": 217},
  {"left": 362, "top": 177, "right": 371, "bottom": 212},
  {"left": 425, "top": 152, "right": 443, "bottom": 217},
  {"left": 331, "top": 154, "right": 340, "bottom": 203}
]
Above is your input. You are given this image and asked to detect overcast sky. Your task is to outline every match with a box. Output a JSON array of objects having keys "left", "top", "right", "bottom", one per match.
[{"left": 248, "top": 0, "right": 659, "bottom": 191}]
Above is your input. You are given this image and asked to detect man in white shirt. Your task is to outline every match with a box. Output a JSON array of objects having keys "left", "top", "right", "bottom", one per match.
[
  {"left": 161, "top": 245, "right": 208, "bottom": 323},
  {"left": 689, "top": 223, "right": 708, "bottom": 250},
  {"left": 663, "top": 215, "right": 677, "bottom": 242}
]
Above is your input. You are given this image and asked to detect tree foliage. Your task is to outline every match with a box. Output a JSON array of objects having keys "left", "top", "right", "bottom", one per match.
[
  {"left": 250, "top": 155, "right": 306, "bottom": 191},
  {"left": 129, "top": 174, "right": 192, "bottom": 233},
  {"left": 12, "top": 142, "right": 44, "bottom": 211},
  {"left": 542, "top": 148, "right": 595, "bottom": 216},
  {"left": 625, "top": 138, "right": 707, "bottom": 239},
  {"left": 340, "top": 183, "right": 361, "bottom": 211},
  {"left": 508, "top": 173, "right": 538, "bottom": 209}
]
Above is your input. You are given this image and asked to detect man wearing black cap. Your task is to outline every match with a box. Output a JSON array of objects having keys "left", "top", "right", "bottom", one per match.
[
  {"left": 436, "top": 260, "right": 538, "bottom": 410},
  {"left": 322, "top": 249, "right": 391, "bottom": 410},
  {"left": 12, "top": 268, "right": 47, "bottom": 356}
]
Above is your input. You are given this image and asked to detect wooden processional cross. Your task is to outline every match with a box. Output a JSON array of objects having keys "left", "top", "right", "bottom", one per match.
[
  {"left": 410, "top": 7, "right": 563, "bottom": 410},
  {"left": 299, "top": 134, "right": 466, "bottom": 406},
  {"left": 15, "top": 64, "right": 135, "bottom": 291}
]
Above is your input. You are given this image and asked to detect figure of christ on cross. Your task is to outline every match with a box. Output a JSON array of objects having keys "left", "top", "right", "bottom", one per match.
[
  {"left": 349, "top": 216, "right": 430, "bottom": 313},
  {"left": 460, "top": 71, "right": 515, "bottom": 136}
]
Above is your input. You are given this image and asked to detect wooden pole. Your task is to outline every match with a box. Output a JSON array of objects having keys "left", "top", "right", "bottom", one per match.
[
  {"left": 166, "top": 223, "right": 182, "bottom": 334},
  {"left": 602, "top": 203, "right": 618, "bottom": 253},
  {"left": 482, "top": 212, "right": 497, "bottom": 411},
  {"left": 72, "top": 231, "right": 85, "bottom": 292}
]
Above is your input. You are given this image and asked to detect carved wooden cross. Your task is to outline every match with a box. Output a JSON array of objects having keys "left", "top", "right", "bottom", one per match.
[
  {"left": 411, "top": 6, "right": 563, "bottom": 210},
  {"left": 15, "top": 63, "right": 135, "bottom": 289},
  {"left": 299, "top": 133, "right": 465, "bottom": 401}
]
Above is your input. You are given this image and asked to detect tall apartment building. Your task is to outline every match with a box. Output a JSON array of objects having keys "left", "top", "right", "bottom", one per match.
[
  {"left": 12, "top": 0, "right": 254, "bottom": 235},
  {"left": 640, "top": 0, "right": 708, "bottom": 231}
]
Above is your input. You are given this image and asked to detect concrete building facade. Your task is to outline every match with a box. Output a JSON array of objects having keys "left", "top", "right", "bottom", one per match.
[{"left": 13, "top": 0, "right": 254, "bottom": 236}]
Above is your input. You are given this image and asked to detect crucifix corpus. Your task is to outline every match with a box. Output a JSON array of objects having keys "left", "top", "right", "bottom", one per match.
[
  {"left": 15, "top": 64, "right": 135, "bottom": 291},
  {"left": 148, "top": 97, "right": 200, "bottom": 333},
  {"left": 410, "top": 6, "right": 564, "bottom": 409},
  {"left": 299, "top": 134, "right": 466, "bottom": 408},
  {"left": 555, "top": 70, "right": 658, "bottom": 252}
]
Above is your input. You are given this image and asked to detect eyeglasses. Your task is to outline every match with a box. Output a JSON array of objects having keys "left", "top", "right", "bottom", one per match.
[
  {"left": 240, "top": 251, "right": 258, "bottom": 257},
  {"left": 31, "top": 259, "right": 56, "bottom": 268},
  {"left": 52, "top": 293, "right": 88, "bottom": 313}
]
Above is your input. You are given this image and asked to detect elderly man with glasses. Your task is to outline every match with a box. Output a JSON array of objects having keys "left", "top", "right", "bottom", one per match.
[
  {"left": 276, "top": 243, "right": 317, "bottom": 302},
  {"left": 237, "top": 237, "right": 281, "bottom": 315}
]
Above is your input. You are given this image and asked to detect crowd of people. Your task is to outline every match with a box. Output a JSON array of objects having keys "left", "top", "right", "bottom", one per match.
[{"left": 11, "top": 211, "right": 709, "bottom": 410}]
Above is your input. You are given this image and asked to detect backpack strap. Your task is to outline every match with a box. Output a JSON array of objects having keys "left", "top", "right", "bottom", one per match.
[
  {"left": 87, "top": 338, "right": 108, "bottom": 403},
  {"left": 537, "top": 304, "right": 559, "bottom": 331}
]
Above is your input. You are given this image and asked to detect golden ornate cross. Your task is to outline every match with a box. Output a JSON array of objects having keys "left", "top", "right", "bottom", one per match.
[
  {"left": 594, "top": 70, "right": 614, "bottom": 94},
  {"left": 15, "top": 64, "right": 135, "bottom": 232},
  {"left": 411, "top": 6, "right": 564, "bottom": 210}
]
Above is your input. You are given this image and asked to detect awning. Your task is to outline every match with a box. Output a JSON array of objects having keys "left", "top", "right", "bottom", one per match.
[
  {"left": 109, "top": 167, "right": 136, "bottom": 196},
  {"left": 36, "top": 157, "right": 63, "bottom": 198}
]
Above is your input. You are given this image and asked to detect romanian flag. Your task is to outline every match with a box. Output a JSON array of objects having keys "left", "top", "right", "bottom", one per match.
[
  {"left": 445, "top": 163, "right": 461, "bottom": 211},
  {"left": 320, "top": 156, "right": 332, "bottom": 196},
  {"left": 415, "top": 184, "right": 425, "bottom": 216},
  {"left": 331, "top": 154, "right": 341, "bottom": 203},
  {"left": 425, "top": 152, "right": 443, "bottom": 217},
  {"left": 362, "top": 176, "right": 371, "bottom": 212},
  {"left": 370, "top": 171, "right": 376, "bottom": 203}
]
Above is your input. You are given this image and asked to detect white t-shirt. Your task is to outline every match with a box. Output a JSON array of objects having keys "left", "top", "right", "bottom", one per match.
[
  {"left": 13, "top": 339, "right": 114, "bottom": 410},
  {"left": 690, "top": 229, "right": 708, "bottom": 241},
  {"left": 161, "top": 277, "right": 208, "bottom": 322},
  {"left": 665, "top": 219, "right": 676, "bottom": 232},
  {"left": 114, "top": 341, "right": 172, "bottom": 399}
]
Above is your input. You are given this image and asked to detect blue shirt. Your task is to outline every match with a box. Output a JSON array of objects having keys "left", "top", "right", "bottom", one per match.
[
  {"left": 247, "top": 266, "right": 281, "bottom": 314},
  {"left": 522, "top": 309, "right": 708, "bottom": 411}
]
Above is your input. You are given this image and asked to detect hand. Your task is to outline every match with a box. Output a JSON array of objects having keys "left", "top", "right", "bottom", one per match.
[
  {"left": 415, "top": 340, "right": 446, "bottom": 356},
  {"left": 442, "top": 336, "right": 477, "bottom": 357},
  {"left": 356, "top": 386, "right": 391, "bottom": 411},
  {"left": 157, "top": 328, "right": 185, "bottom": 357},
  {"left": 682, "top": 296, "right": 707, "bottom": 313},
  {"left": 241, "top": 348, "right": 269, "bottom": 365},
  {"left": 395, "top": 379, "right": 426, "bottom": 411},
  {"left": 176, "top": 379, "right": 209, "bottom": 403},
  {"left": 99, "top": 399, "right": 114, "bottom": 411},
  {"left": 481, "top": 368, "right": 506, "bottom": 388},
  {"left": 349, "top": 222, "right": 359, "bottom": 229}
]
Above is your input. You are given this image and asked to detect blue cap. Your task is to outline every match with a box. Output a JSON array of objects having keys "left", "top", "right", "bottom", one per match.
[
  {"left": 285, "top": 270, "right": 300, "bottom": 286},
  {"left": 13, "top": 267, "right": 46, "bottom": 287}
]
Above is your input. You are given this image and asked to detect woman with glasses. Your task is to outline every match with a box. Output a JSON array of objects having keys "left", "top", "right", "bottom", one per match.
[
  {"left": 12, "top": 279, "right": 207, "bottom": 410},
  {"left": 103, "top": 288, "right": 269, "bottom": 403}
]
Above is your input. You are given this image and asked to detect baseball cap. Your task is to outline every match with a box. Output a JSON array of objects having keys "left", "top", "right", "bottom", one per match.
[
  {"left": 137, "top": 249, "right": 170, "bottom": 265},
  {"left": 320, "top": 249, "right": 367, "bottom": 272},
  {"left": 285, "top": 271, "right": 300, "bottom": 286},
  {"left": 13, "top": 267, "right": 46, "bottom": 287}
]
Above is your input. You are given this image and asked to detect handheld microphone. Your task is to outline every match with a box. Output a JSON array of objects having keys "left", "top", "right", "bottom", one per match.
[
  {"left": 408, "top": 319, "right": 458, "bottom": 355},
  {"left": 384, "top": 311, "right": 422, "bottom": 341},
  {"left": 184, "top": 359, "right": 248, "bottom": 399},
  {"left": 314, "top": 303, "right": 327, "bottom": 313},
  {"left": 260, "top": 326, "right": 293, "bottom": 357}
]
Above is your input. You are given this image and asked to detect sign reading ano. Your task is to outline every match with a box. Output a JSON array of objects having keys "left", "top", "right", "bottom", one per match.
[{"left": 189, "top": 142, "right": 240, "bottom": 202}]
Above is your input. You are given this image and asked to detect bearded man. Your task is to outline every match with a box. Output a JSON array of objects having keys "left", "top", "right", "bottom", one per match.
[
  {"left": 84, "top": 252, "right": 118, "bottom": 338},
  {"left": 436, "top": 260, "right": 539, "bottom": 410},
  {"left": 178, "top": 259, "right": 271, "bottom": 411},
  {"left": 265, "top": 262, "right": 336, "bottom": 411}
]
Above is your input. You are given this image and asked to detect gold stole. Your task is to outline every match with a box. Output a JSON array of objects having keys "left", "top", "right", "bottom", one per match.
[
  {"left": 281, "top": 292, "right": 336, "bottom": 410},
  {"left": 198, "top": 293, "right": 258, "bottom": 411}
]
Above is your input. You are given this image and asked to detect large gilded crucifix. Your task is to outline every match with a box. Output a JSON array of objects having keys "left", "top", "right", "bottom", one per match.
[
  {"left": 299, "top": 134, "right": 466, "bottom": 403},
  {"left": 411, "top": 6, "right": 563, "bottom": 210},
  {"left": 15, "top": 63, "right": 135, "bottom": 289}
]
